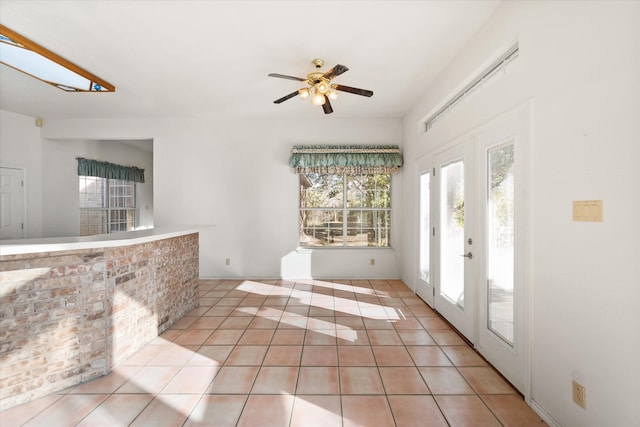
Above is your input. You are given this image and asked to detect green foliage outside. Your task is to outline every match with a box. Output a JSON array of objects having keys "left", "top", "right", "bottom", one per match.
[{"left": 299, "top": 173, "right": 392, "bottom": 247}]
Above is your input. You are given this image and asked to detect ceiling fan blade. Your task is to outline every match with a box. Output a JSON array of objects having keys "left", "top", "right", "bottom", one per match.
[
  {"left": 268, "top": 73, "right": 306, "bottom": 82},
  {"left": 334, "top": 84, "right": 374, "bottom": 97},
  {"left": 274, "top": 91, "right": 300, "bottom": 104},
  {"left": 322, "top": 64, "right": 349, "bottom": 80},
  {"left": 322, "top": 98, "right": 334, "bottom": 114}
]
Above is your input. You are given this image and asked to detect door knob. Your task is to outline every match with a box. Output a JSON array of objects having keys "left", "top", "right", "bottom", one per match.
[{"left": 460, "top": 252, "right": 473, "bottom": 259}]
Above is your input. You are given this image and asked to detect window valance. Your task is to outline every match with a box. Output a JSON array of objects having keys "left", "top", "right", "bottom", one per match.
[
  {"left": 289, "top": 145, "right": 403, "bottom": 175},
  {"left": 77, "top": 157, "right": 145, "bottom": 183}
]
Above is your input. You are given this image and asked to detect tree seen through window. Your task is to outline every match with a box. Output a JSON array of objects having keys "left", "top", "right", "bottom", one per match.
[{"left": 299, "top": 173, "right": 391, "bottom": 247}]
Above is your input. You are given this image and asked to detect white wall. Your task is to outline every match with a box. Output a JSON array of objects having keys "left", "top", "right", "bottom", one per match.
[
  {"left": 401, "top": 1, "right": 640, "bottom": 426},
  {"left": 40, "top": 116, "right": 403, "bottom": 279},
  {"left": 41, "top": 139, "right": 153, "bottom": 237},
  {"left": 0, "top": 110, "right": 43, "bottom": 237}
]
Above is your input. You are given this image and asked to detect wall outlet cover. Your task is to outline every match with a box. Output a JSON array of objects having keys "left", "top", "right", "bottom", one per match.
[{"left": 572, "top": 380, "right": 586, "bottom": 409}]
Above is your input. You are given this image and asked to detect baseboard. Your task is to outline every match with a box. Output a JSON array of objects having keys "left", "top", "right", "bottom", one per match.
[
  {"left": 530, "top": 398, "right": 561, "bottom": 427},
  {"left": 199, "top": 276, "right": 403, "bottom": 281}
]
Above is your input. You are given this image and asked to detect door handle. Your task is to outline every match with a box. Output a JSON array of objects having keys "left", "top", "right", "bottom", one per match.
[{"left": 460, "top": 252, "right": 473, "bottom": 259}]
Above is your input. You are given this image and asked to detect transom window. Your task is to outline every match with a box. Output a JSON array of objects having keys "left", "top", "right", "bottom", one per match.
[
  {"left": 299, "top": 173, "right": 391, "bottom": 247},
  {"left": 79, "top": 176, "right": 136, "bottom": 236}
]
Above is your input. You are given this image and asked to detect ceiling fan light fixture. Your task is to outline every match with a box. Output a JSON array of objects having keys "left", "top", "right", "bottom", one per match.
[
  {"left": 268, "top": 58, "right": 373, "bottom": 114},
  {"left": 316, "top": 80, "right": 329, "bottom": 94},
  {"left": 298, "top": 87, "right": 310, "bottom": 99},
  {"left": 311, "top": 92, "right": 326, "bottom": 106}
]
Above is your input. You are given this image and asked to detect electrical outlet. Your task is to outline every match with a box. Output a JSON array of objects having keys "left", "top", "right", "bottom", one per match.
[
  {"left": 572, "top": 380, "right": 586, "bottom": 409},
  {"left": 225, "top": 258, "right": 230, "bottom": 266},
  {"left": 370, "top": 258, "right": 375, "bottom": 266}
]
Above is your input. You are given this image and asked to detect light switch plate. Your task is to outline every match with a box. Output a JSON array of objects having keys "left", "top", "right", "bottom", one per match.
[{"left": 573, "top": 200, "right": 603, "bottom": 222}]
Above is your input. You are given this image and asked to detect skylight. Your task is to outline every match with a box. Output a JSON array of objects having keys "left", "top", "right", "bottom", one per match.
[{"left": 0, "top": 24, "right": 114, "bottom": 92}]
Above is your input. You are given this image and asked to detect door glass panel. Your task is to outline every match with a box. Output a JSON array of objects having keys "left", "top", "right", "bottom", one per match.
[
  {"left": 419, "top": 172, "right": 431, "bottom": 283},
  {"left": 440, "top": 160, "right": 465, "bottom": 307},
  {"left": 487, "top": 143, "right": 515, "bottom": 345}
]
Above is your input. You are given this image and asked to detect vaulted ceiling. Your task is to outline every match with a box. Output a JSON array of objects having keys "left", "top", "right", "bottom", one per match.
[{"left": 0, "top": 1, "right": 501, "bottom": 120}]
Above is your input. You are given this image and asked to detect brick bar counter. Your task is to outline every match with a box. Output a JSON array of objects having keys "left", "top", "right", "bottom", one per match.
[{"left": 0, "top": 227, "right": 201, "bottom": 411}]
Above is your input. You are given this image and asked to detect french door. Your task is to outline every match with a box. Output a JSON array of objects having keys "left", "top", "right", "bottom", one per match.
[
  {"left": 417, "top": 103, "right": 530, "bottom": 395},
  {"left": 433, "top": 141, "right": 476, "bottom": 342},
  {"left": 475, "top": 105, "right": 530, "bottom": 394}
]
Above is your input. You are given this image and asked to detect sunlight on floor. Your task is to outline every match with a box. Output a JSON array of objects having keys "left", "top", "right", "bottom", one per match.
[{"left": 1, "top": 278, "right": 546, "bottom": 426}]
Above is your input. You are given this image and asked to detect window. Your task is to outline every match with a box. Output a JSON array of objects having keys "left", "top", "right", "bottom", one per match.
[
  {"left": 79, "top": 176, "right": 136, "bottom": 236},
  {"left": 290, "top": 144, "right": 402, "bottom": 247},
  {"left": 0, "top": 24, "right": 114, "bottom": 92},
  {"left": 419, "top": 170, "right": 431, "bottom": 283},
  {"left": 299, "top": 173, "right": 391, "bottom": 247}
]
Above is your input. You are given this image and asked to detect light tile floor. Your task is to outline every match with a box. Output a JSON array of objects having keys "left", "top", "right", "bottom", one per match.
[{"left": 1, "top": 279, "right": 547, "bottom": 427}]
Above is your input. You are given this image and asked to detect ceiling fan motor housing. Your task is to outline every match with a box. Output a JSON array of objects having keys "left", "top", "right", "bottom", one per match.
[{"left": 307, "top": 72, "right": 326, "bottom": 85}]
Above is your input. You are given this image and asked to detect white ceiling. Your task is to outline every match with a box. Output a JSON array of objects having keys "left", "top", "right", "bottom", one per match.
[{"left": 0, "top": 1, "right": 501, "bottom": 120}]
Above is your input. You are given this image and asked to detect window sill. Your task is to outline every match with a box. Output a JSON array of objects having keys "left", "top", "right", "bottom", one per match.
[{"left": 296, "top": 246, "right": 395, "bottom": 254}]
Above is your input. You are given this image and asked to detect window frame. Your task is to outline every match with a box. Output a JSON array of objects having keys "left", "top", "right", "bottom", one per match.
[
  {"left": 298, "top": 172, "right": 392, "bottom": 248},
  {"left": 79, "top": 175, "right": 137, "bottom": 236}
]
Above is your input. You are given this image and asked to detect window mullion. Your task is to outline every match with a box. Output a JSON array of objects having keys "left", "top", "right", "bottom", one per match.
[
  {"left": 106, "top": 178, "right": 111, "bottom": 234},
  {"left": 297, "top": 172, "right": 391, "bottom": 248},
  {"left": 343, "top": 174, "right": 348, "bottom": 247},
  {"left": 80, "top": 175, "right": 136, "bottom": 236}
]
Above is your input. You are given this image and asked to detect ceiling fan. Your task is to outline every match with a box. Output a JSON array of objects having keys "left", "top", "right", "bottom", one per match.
[{"left": 268, "top": 58, "right": 373, "bottom": 114}]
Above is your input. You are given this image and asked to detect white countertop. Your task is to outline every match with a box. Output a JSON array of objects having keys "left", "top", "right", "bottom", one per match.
[{"left": 0, "top": 225, "right": 214, "bottom": 256}]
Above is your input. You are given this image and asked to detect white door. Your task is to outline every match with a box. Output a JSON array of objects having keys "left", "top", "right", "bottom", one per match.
[
  {"left": 433, "top": 141, "right": 475, "bottom": 342},
  {"left": 475, "top": 104, "right": 530, "bottom": 395},
  {"left": 0, "top": 167, "right": 25, "bottom": 239},
  {"left": 421, "top": 103, "right": 530, "bottom": 395}
]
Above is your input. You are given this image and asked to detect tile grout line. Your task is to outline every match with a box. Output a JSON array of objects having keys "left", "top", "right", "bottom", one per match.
[{"left": 5, "top": 278, "right": 537, "bottom": 426}]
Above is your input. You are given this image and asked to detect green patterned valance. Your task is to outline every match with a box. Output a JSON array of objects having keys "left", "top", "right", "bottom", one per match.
[
  {"left": 290, "top": 145, "right": 403, "bottom": 175},
  {"left": 77, "top": 157, "right": 145, "bottom": 183}
]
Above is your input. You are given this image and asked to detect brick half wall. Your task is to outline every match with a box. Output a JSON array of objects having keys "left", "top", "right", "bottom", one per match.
[{"left": 0, "top": 233, "right": 199, "bottom": 411}]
